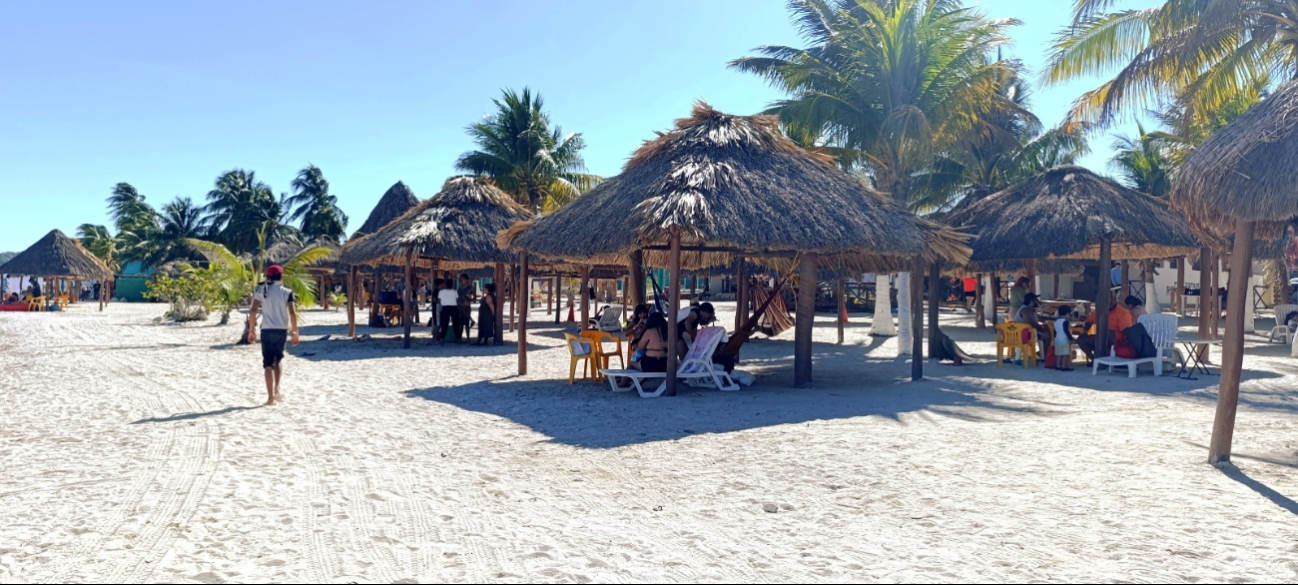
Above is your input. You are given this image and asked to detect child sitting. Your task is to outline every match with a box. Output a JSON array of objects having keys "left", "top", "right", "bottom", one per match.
[{"left": 1053, "top": 305, "right": 1075, "bottom": 371}]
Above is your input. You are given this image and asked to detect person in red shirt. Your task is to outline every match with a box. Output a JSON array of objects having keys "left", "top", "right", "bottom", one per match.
[{"left": 961, "top": 276, "right": 978, "bottom": 313}]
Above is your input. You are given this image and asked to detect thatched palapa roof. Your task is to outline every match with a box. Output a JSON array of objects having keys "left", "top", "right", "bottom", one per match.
[
  {"left": 1172, "top": 80, "right": 1298, "bottom": 240},
  {"left": 352, "top": 181, "right": 420, "bottom": 239},
  {"left": 0, "top": 230, "right": 112, "bottom": 278},
  {"left": 945, "top": 166, "right": 1200, "bottom": 262},
  {"left": 506, "top": 103, "right": 968, "bottom": 272},
  {"left": 342, "top": 176, "right": 531, "bottom": 269}
]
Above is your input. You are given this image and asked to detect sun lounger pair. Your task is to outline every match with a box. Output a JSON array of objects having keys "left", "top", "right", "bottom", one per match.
[{"left": 601, "top": 326, "right": 741, "bottom": 398}]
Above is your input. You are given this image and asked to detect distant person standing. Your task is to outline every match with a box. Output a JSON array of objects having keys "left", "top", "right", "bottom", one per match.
[
  {"left": 247, "top": 265, "right": 299, "bottom": 406},
  {"left": 476, "top": 283, "right": 497, "bottom": 346},
  {"left": 457, "top": 273, "right": 474, "bottom": 340},
  {"left": 93, "top": 281, "right": 101, "bottom": 301},
  {"left": 961, "top": 276, "right": 978, "bottom": 313},
  {"left": 31, "top": 278, "right": 42, "bottom": 299},
  {"left": 1111, "top": 262, "right": 1123, "bottom": 287},
  {"left": 437, "top": 280, "right": 459, "bottom": 343}
]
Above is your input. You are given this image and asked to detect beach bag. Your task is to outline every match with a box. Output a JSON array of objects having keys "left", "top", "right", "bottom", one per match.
[{"left": 1045, "top": 343, "right": 1058, "bottom": 369}]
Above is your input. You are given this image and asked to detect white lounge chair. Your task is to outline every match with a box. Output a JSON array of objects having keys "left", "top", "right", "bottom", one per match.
[
  {"left": 589, "top": 305, "right": 624, "bottom": 334},
  {"left": 601, "top": 326, "right": 740, "bottom": 398},
  {"left": 1267, "top": 304, "right": 1298, "bottom": 344},
  {"left": 1093, "top": 313, "right": 1179, "bottom": 378}
]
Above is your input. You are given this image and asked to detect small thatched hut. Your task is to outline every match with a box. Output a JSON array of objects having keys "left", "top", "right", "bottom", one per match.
[
  {"left": 1172, "top": 80, "right": 1298, "bottom": 465},
  {"left": 342, "top": 176, "right": 531, "bottom": 347},
  {"left": 0, "top": 230, "right": 113, "bottom": 310},
  {"left": 507, "top": 103, "right": 969, "bottom": 390},
  {"left": 352, "top": 181, "right": 420, "bottom": 239},
  {"left": 946, "top": 165, "right": 1200, "bottom": 349}
]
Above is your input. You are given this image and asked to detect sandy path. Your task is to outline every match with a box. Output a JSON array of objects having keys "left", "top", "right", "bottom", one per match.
[{"left": 1, "top": 303, "right": 1296, "bottom": 583}]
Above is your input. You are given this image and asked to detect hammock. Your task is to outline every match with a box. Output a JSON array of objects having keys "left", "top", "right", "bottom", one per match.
[{"left": 752, "top": 282, "right": 794, "bottom": 337}]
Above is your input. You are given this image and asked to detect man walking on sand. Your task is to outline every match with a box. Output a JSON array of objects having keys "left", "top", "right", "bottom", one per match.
[{"left": 247, "top": 265, "right": 299, "bottom": 405}]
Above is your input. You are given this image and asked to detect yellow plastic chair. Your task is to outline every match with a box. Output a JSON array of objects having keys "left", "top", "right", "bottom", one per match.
[
  {"left": 564, "top": 333, "right": 595, "bottom": 384},
  {"left": 995, "top": 322, "right": 1038, "bottom": 368},
  {"left": 27, "top": 296, "right": 46, "bottom": 312},
  {"left": 56, "top": 294, "right": 69, "bottom": 310},
  {"left": 581, "top": 330, "right": 625, "bottom": 380}
]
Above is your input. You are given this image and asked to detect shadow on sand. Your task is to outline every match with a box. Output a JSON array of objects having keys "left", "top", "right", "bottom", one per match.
[
  {"left": 132, "top": 405, "right": 260, "bottom": 424},
  {"left": 1220, "top": 464, "right": 1298, "bottom": 517},
  {"left": 403, "top": 375, "right": 1055, "bottom": 449}
]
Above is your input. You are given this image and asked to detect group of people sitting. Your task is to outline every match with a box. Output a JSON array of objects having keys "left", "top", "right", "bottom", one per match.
[
  {"left": 619, "top": 302, "right": 725, "bottom": 375},
  {"left": 1003, "top": 275, "right": 1156, "bottom": 370}
]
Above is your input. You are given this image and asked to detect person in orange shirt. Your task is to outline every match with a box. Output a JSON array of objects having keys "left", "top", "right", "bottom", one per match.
[{"left": 1109, "top": 299, "right": 1135, "bottom": 347}]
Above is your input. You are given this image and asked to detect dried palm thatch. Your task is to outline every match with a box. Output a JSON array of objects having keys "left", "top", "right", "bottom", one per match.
[
  {"left": 0, "top": 230, "right": 112, "bottom": 278},
  {"left": 352, "top": 181, "right": 420, "bottom": 239},
  {"left": 505, "top": 103, "right": 969, "bottom": 272},
  {"left": 1172, "top": 80, "right": 1298, "bottom": 240},
  {"left": 342, "top": 176, "right": 531, "bottom": 269},
  {"left": 0, "top": 252, "right": 15, "bottom": 266},
  {"left": 945, "top": 166, "right": 1200, "bottom": 262}
]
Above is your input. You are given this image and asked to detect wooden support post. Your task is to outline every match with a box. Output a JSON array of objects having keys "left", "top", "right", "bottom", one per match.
[
  {"left": 546, "top": 276, "right": 554, "bottom": 315},
  {"left": 1052, "top": 272, "right": 1060, "bottom": 300},
  {"left": 794, "top": 253, "right": 817, "bottom": 387},
  {"left": 736, "top": 257, "right": 747, "bottom": 333},
  {"left": 1175, "top": 258, "right": 1186, "bottom": 314},
  {"left": 402, "top": 250, "right": 414, "bottom": 349},
  {"left": 927, "top": 261, "right": 941, "bottom": 360},
  {"left": 555, "top": 276, "right": 562, "bottom": 324},
  {"left": 1211, "top": 255, "right": 1221, "bottom": 339},
  {"left": 1096, "top": 239, "right": 1113, "bottom": 355},
  {"left": 1209, "top": 221, "right": 1255, "bottom": 465},
  {"left": 666, "top": 235, "right": 682, "bottom": 396},
  {"left": 1197, "top": 248, "right": 1213, "bottom": 360},
  {"left": 836, "top": 277, "right": 846, "bottom": 345},
  {"left": 911, "top": 259, "right": 924, "bottom": 380},
  {"left": 579, "top": 266, "right": 591, "bottom": 330},
  {"left": 518, "top": 254, "right": 529, "bottom": 375},
  {"left": 974, "top": 272, "right": 984, "bottom": 329},
  {"left": 630, "top": 250, "right": 646, "bottom": 308},
  {"left": 347, "top": 266, "right": 358, "bottom": 338}
]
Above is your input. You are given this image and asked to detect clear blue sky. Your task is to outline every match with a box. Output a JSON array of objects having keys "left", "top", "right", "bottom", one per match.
[{"left": 0, "top": 0, "right": 1159, "bottom": 253}]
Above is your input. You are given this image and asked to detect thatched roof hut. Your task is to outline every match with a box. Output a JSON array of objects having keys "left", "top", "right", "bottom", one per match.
[
  {"left": 0, "top": 230, "right": 111, "bottom": 278},
  {"left": 507, "top": 103, "right": 968, "bottom": 273},
  {"left": 1173, "top": 80, "right": 1298, "bottom": 240},
  {"left": 0, "top": 252, "right": 15, "bottom": 266},
  {"left": 342, "top": 176, "right": 530, "bottom": 268},
  {"left": 946, "top": 166, "right": 1200, "bottom": 262},
  {"left": 352, "top": 181, "right": 420, "bottom": 239},
  {"left": 1169, "top": 80, "right": 1298, "bottom": 465}
]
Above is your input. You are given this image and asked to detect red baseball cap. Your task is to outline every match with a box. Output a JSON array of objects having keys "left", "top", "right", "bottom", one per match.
[{"left": 265, "top": 265, "right": 284, "bottom": 278}]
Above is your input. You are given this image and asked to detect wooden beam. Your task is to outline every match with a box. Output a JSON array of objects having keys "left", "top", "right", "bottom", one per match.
[
  {"left": 1209, "top": 221, "right": 1255, "bottom": 465},
  {"left": 736, "top": 257, "right": 747, "bottom": 334},
  {"left": 579, "top": 266, "right": 591, "bottom": 330},
  {"left": 911, "top": 258, "right": 924, "bottom": 380},
  {"left": 666, "top": 234, "right": 682, "bottom": 396},
  {"left": 347, "top": 265, "right": 358, "bottom": 338},
  {"left": 927, "top": 261, "right": 941, "bottom": 360},
  {"left": 518, "top": 254, "right": 529, "bottom": 376},
  {"left": 836, "top": 277, "right": 846, "bottom": 345},
  {"left": 1120, "top": 259, "right": 1131, "bottom": 301},
  {"left": 795, "top": 253, "right": 817, "bottom": 387},
  {"left": 1096, "top": 239, "right": 1113, "bottom": 355},
  {"left": 1175, "top": 258, "right": 1186, "bottom": 314},
  {"left": 630, "top": 250, "right": 646, "bottom": 307},
  {"left": 402, "top": 249, "right": 414, "bottom": 349},
  {"left": 1197, "top": 248, "right": 1213, "bottom": 361},
  {"left": 974, "top": 272, "right": 984, "bottom": 329}
]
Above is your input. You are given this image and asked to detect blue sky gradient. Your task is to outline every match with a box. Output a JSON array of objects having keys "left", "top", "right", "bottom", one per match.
[{"left": 0, "top": 0, "right": 1159, "bottom": 252}]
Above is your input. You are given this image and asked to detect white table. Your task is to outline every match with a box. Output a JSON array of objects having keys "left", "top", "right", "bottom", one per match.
[{"left": 1176, "top": 337, "right": 1222, "bottom": 380}]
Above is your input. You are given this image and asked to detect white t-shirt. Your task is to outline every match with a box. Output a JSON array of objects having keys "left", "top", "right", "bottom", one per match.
[
  {"left": 437, "top": 289, "right": 458, "bottom": 307},
  {"left": 254, "top": 281, "right": 296, "bottom": 331},
  {"left": 1054, "top": 317, "right": 1070, "bottom": 344}
]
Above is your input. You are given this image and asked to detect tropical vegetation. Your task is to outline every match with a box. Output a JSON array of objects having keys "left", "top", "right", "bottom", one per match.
[{"left": 455, "top": 88, "right": 601, "bottom": 213}]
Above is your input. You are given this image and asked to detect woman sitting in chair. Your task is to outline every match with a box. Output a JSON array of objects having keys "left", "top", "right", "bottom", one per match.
[{"left": 632, "top": 312, "right": 671, "bottom": 373}]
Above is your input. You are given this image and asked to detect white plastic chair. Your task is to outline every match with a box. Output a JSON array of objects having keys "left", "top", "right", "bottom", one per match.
[
  {"left": 1268, "top": 304, "right": 1298, "bottom": 344},
  {"left": 602, "top": 326, "right": 739, "bottom": 397},
  {"left": 1092, "top": 313, "right": 1178, "bottom": 377}
]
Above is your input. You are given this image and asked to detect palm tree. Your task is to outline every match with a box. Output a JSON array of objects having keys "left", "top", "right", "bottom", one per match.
[
  {"left": 731, "top": 0, "right": 1032, "bottom": 210},
  {"left": 286, "top": 164, "right": 349, "bottom": 242},
  {"left": 186, "top": 237, "right": 333, "bottom": 330},
  {"left": 1045, "top": 0, "right": 1298, "bottom": 129},
  {"left": 108, "top": 183, "right": 154, "bottom": 231},
  {"left": 77, "top": 224, "right": 122, "bottom": 273},
  {"left": 204, "top": 169, "right": 286, "bottom": 254},
  {"left": 455, "top": 88, "right": 601, "bottom": 213},
  {"left": 1109, "top": 122, "right": 1174, "bottom": 198},
  {"left": 132, "top": 196, "right": 206, "bottom": 267}
]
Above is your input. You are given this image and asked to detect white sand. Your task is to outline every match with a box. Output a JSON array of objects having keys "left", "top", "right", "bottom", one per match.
[{"left": 2, "top": 302, "right": 1297, "bottom": 583}]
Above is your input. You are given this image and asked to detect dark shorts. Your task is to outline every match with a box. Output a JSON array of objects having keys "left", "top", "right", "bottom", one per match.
[
  {"left": 261, "top": 329, "right": 288, "bottom": 368},
  {"left": 640, "top": 356, "right": 668, "bottom": 373},
  {"left": 964, "top": 290, "right": 977, "bottom": 299}
]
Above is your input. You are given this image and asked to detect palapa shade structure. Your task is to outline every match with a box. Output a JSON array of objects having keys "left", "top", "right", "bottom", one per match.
[
  {"left": 508, "top": 103, "right": 969, "bottom": 390},
  {"left": 352, "top": 181, "right": 420, "bottom": 239},
  {"left": 342, "top": 176, "right": 530, "bottom": 348},
  {"left": 946, "top": 165, "right": 1200, "bottom": 353},
  {"left": 0, "top": 230, "right": 113, "bottom": 311},
  {"left": 1172, "top": 80, "right": 1298, "bottom": 465}
]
